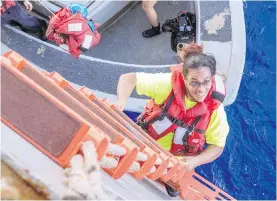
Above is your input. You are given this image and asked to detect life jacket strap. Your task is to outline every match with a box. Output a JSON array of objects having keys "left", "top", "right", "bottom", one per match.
[
  {"left": 139, "top": 94, "right": 205, "bottom": 134},
  {"left": 138, "top": 93, "right": 175, "bottom": 130},
  {"left": 182, "top": 115, "right": 203, "bottom": 153},
  {"left": 212, "top": 91, "right": 225, "bottom": 102}
]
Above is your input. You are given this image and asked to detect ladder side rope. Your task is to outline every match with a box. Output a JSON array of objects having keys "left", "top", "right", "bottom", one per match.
[
  {"left": 100, "top": 143, "right": 152, "bottom": 173},
  {"left": 62, "top": 141, "right": 107, "bottom": 200}
]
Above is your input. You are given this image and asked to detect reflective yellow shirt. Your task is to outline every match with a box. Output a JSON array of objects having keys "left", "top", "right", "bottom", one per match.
[{"left": 136, "top": 72, "right": 229, "bottom": 151}]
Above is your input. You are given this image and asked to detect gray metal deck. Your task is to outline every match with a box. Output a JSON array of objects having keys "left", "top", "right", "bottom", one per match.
[{"left": 87, "top": 1, "right": 194, "bottom": 65}]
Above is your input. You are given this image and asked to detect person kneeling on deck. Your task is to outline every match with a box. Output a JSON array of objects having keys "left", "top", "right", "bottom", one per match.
[
  {"left": 115, "top": 48, "right": 229, "bottom": 197},
  {"left": 0, "top": 0, "right": 47, "bottom": 40}
]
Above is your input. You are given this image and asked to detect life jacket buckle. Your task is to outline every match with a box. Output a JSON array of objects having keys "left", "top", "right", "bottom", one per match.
[
  {"left": 158, "top": 113, "right": 165, "bottom": 120},
  {"left": 136, "top": 115, "right": 144, "bottom": 124},
  {"left": 171, "top": 117, "right": 179, "bottom": 125},
  {"left": 186, "top": 125, "right": 194, "bottom": 135}
]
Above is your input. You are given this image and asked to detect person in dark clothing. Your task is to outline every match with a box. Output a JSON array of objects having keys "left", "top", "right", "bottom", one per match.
[{"left": 1, "top": 0, "right": 47, "bottom": 40}]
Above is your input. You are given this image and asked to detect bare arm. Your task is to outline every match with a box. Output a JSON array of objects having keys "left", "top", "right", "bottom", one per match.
[
  {"left": 180, "top": 145, "right": 224, "bottom": 172},
  {"left": 115, "top": 73, "right": 137, "bottom": 111},
  {"left": 195, "top": 145, "right": 224, "bottom": 165}
]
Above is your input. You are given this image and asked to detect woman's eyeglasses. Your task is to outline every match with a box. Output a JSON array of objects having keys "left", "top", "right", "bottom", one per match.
[{"left": 188, "top": 79, "right": 212, "bottom": 88}]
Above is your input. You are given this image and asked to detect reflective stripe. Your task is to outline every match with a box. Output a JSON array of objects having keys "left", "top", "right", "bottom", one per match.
[
  {"left": 151, "top": 116, "right": 172, "bottom": 135},
  {"left": 68, "top": 23, "right": 82, "bottom": 32},
  {"left": 192, "top": 139, "right": 199, "bottom": 143},
  {"left": 82, "top": 34, "right": 92, "bottom": 49},
  {"left": 214, "top": 74, "right": 225, "bottom": 94},
  {"left": 173, "top": 127, "right": 188, "bottom": 145}
]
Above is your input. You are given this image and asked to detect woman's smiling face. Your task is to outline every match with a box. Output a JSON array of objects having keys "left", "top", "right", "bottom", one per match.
[{"left": 184, "top": 66, "right": 213, "bottom": 102}]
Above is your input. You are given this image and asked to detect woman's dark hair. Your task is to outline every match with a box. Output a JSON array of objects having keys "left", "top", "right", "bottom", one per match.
[{"left": 182, "top": 52, "right": 216, "bottom": 77}]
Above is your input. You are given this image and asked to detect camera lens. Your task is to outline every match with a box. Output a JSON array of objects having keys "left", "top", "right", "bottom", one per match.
[
  {"left": 186, "top": 26, "right": 192, "bottom": 31},
  {"left": 177, "top": 43, "right": 184, "bottom": 49}
]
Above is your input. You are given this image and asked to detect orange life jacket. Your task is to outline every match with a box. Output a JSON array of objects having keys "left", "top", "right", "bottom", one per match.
[
  {"left": 137, "top": 65, "right": 226, "bottom": 156},
  {"left": 46, "top": 7, "right": 101, "bottom": 58},
  {"left": 0, "top": 0, "right": 16, "bottom": 15}
]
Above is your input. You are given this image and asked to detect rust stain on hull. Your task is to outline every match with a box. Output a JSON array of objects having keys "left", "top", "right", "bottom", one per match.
[{"left": 1, "top": 161, "right": 48, "bottom": 200}]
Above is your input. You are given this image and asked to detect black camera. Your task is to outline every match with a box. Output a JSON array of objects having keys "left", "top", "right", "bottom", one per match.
[{"left": 162, "top": 12, "right": 196, "bottom": 52}]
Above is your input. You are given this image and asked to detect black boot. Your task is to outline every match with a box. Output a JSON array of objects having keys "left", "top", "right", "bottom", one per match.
[
  {"left": 142, "top": 23, "right": 161, "bottom": 38},
  {"left": 38, "top": 19, "right": 47, "bottom": 41},
  {"left": 16, "top": 19, "right": 48, "bottom": 41},
  {"left": 165, "top": 184, "right": 179, "bottom": 197}
]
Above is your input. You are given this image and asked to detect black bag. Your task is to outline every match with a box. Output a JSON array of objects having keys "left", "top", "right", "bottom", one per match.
[{"left": 162, "top": 12, "right": 196, "bottom": 52}]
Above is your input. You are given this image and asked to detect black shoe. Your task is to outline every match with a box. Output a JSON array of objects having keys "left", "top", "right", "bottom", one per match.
[
  {"left": 142, "top": 23, "right": 161, "bottom": 38},
  {"left": 165, "top": 184, "right": 179, "bottom": 197},
  {"left": 38, "top": 19, "right": 47, "bottom": 41}
]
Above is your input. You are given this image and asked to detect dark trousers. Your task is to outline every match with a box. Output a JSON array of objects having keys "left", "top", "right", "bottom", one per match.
[{"left": 1, "top": 2, "right": 41, "bottom": 32}]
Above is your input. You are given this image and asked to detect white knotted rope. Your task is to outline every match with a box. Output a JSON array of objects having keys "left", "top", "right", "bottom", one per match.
[
  {"left": 146, "top": 157, "right": 163, "bottom": 175},
  {"left": 99, "top": 143, "right": 126, "bottom": 169},
  {"left": 128, "top": 161, "right": 141, "bottom": 173},
  {"left": 161, "top": 162, "right": 174, "bottom": 175},
  {"left": 100, "top": 156, "right": 118, "bottom": 169},
  {"left": 106, "top": 143, "right": 126, "bottom": 156},
  {"left": 62, "top": 141, "right": 106, "bottom": 200},
  {"left": 162, "top": 169, "right": 168, "bottom": 175},
  {"left": 127, "top": 152, "right": 149, "bottom": 173},
  {"left": 136, "top": 152, "right": 148, "bottom": 162},
  {"left": 155, "top": 158, "right": 163, "bottom": 165},
  {"left": 147, "top": 166, "right": 157, "bottom": 175},
  {"left": 63, "top": 155, "right": 92, "bottom": 200}
]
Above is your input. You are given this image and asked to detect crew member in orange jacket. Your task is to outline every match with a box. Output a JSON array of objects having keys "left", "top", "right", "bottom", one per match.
[{"left": 115, "top": 46, "right": 229, "bottom": 196}]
